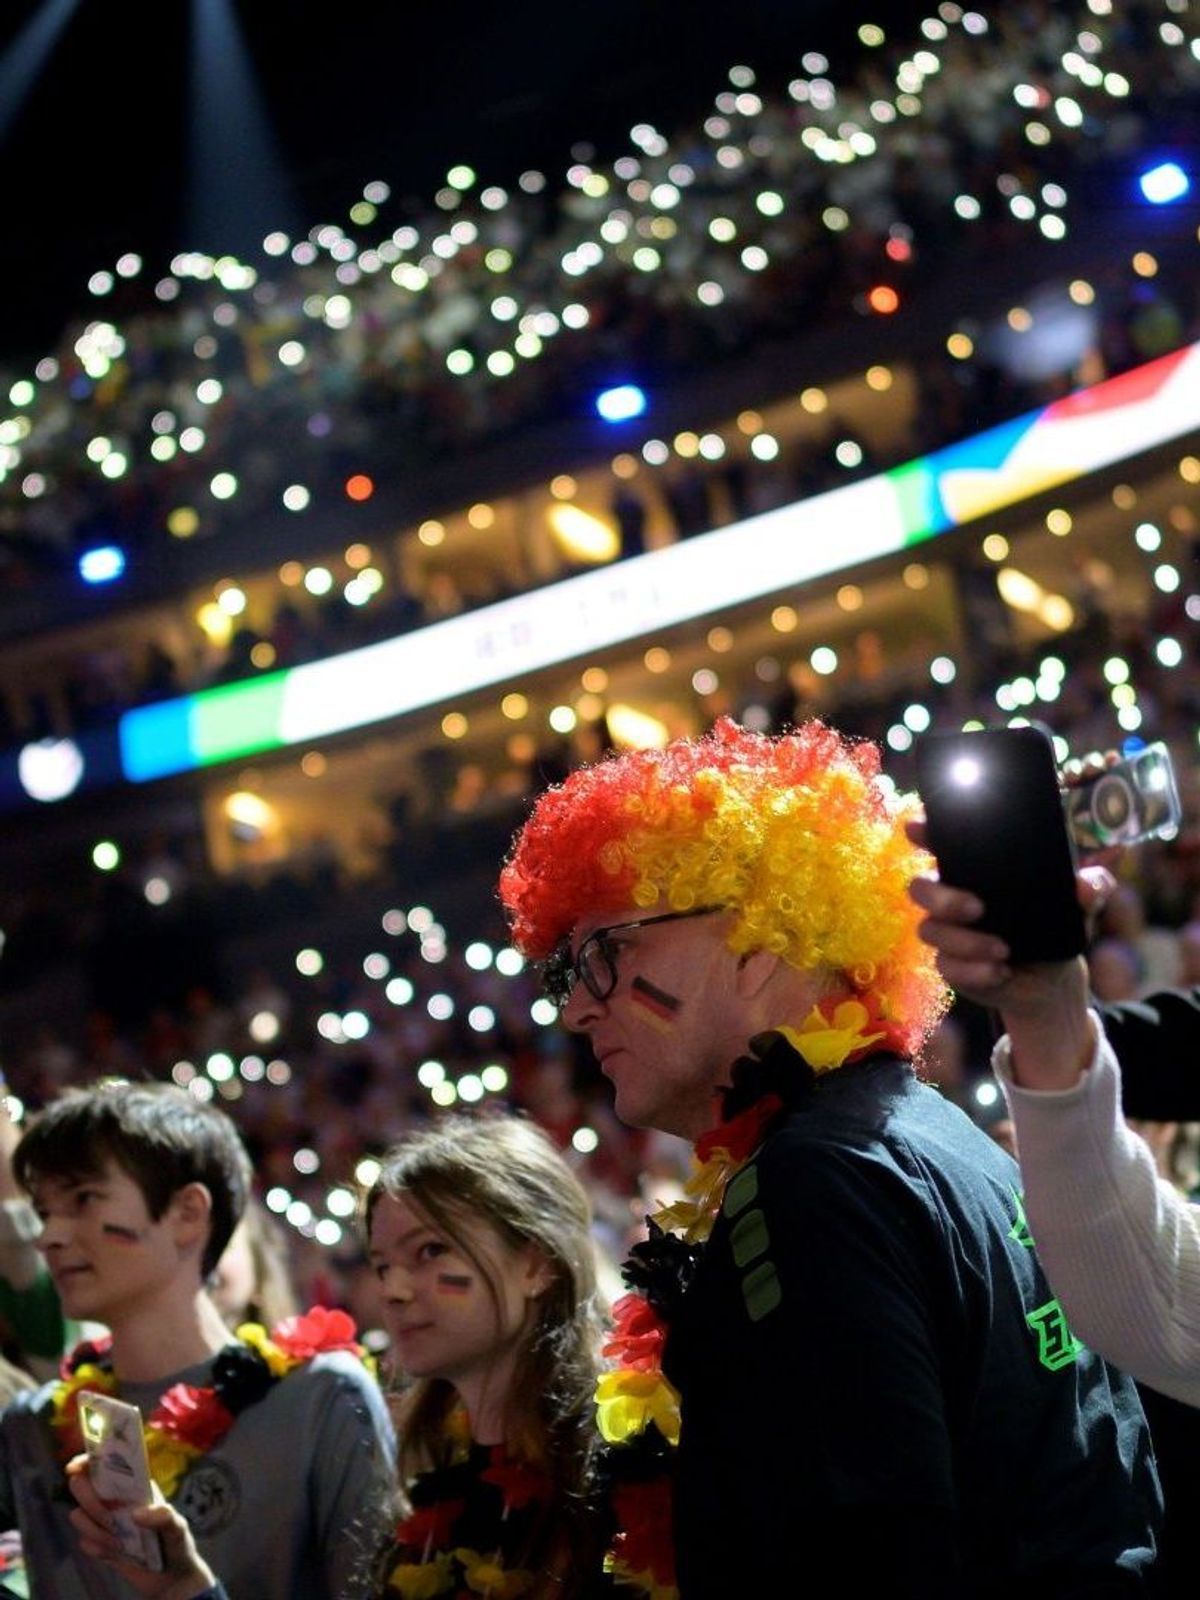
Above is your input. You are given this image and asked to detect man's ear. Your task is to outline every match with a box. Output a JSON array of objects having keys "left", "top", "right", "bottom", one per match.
[
  {"left": 734, "top": 946, "right": 781, "bottom": 1000},
  {"left": 169, "top": 1181, "right": 214, "bottom": 1256}
]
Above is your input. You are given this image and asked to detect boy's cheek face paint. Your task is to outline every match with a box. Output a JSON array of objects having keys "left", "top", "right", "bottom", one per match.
[
  {"left": 435, "top": 1272, "right": 473, "bottom": 1296},
  {"left": 630, "top": 975, "right": 682, "bottom": 1026},
  {"left": 101, "top": 1222, "right": 146, "bottom": 1242}
]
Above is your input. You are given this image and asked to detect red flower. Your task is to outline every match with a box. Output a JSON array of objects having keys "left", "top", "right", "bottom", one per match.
[
  {"left": 602, "top": 1294, "right": 667, "bottom": 1371},
  {"left": 481, "top": 1446, "right": 554, "bottom": 1511},
  {"left": 60, "top": 1335, "right": 112, "bottom": 1380},
  {"left": 695, "top": 1092, "right": 783, "bottom": 1165},
  {"left": 272, "top": 1305, "right": 362, "bottom": 1361},
  {"left": 612, "top": 1474, "right": 676, "bottom": 1585},
  {"left": 394, "top": 1498, "right": 465, "bottom": 1552},
  {"left": 151, "top": 1383, "right": 235, "bottom": 1451}
]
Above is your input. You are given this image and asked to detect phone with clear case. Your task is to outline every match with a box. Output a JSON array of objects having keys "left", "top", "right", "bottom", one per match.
[{"left": 77, "top": 1390, "right": 164, "bottom": 1571}]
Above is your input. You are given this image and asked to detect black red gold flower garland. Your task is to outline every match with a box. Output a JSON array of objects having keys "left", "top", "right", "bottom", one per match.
[
  {"left": 594, "top": 998, "right": 896, "bottom": 1599},
  {"left": 51, "top": 1305, "right": 374, "bottom": 1497},
  {"left": 381, "top": 1420, "right": 560, "bottom": 1600}
]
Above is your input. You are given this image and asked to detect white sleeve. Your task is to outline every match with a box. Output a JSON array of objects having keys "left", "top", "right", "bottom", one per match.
[{"left": 993, "top": 1014, "right": 1200, "bottom": 1409}]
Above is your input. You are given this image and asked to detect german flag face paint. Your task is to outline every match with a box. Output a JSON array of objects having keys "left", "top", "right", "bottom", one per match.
[
  {"left": 630, "top": 975, "right": 682, "bottom": 1029},
  {"left": 435, "top": 1271, "right": 474, "bottom": 1296}
]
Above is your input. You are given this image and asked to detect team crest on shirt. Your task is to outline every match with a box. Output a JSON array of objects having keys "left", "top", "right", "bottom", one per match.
[{"left": 176, "top": 1456, "right": 241, "bottom": 1534}]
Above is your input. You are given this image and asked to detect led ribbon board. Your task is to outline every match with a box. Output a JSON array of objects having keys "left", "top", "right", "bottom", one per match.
[{"left": 119, "top": 340, "right": 1200, "bottom": 784}]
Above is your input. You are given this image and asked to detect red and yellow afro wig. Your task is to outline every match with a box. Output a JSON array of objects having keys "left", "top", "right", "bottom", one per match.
[{"left": 499, "top": 717, "right": 948, "bottom": 1057}]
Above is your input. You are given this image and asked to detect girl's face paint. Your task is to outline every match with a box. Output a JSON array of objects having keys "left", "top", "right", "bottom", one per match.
[
  {"left": 630, "top": 974, "right": 682, "bottom": 1028},
  {"left": 368, "top": 1194, "right": 547, "bottom": 1390},
  {"left": 100, "top": 1222, "right": 145, "bottom": 1242}
]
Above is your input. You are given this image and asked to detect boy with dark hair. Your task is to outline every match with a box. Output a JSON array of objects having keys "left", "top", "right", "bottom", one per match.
[{"left": 0, "top": 1079, "right": 395, "bottom": 1600}]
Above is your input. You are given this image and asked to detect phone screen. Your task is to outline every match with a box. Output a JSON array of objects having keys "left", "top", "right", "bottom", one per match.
[{"left": 914, "top": 725, "right": 1086, "bottom": 964}]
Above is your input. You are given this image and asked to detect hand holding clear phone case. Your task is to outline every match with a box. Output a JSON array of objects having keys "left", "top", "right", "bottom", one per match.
[{"left": 77, "top": 1390, "right": 164, "bottom": 1572}]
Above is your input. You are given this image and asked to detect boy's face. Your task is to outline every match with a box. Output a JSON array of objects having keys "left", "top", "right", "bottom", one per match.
[{"left": 29, "top": 1157, "right": 191, "bottom": 1326}]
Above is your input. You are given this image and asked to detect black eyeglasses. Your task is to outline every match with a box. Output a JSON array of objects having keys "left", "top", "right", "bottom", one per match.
[{"left": 541, "top": 906, "right": 724, "bottom": 1009}]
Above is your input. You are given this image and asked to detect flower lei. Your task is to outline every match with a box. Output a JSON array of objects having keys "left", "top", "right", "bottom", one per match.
[
  {"left": 51, "top": 1305, "right": 374, "bottom": 1498},
  {"left": 382, "top": 1413, "right": 559, "bottom": 1599},
  {"left": 595, "top": 995, "right": 901, "bottom": 1599}
]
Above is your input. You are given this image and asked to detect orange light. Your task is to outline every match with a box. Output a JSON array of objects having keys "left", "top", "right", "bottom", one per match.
[
  {"left": 867, "top": 285, "right": 899, "bottom": 314},
  {"left": 345, "top": 474, "right": 375, "bottom": 502}
]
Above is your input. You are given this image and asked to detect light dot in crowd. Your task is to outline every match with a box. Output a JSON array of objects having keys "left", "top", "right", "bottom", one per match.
[
  {"left": 835, "top": 439, "right": 863, "bottom": 468},
  {"left": 641, "top": 439, "right": 669, "bottom": 466},
  {"left": 886, "top": 724, "right": 915, "bottom": 752},
  {"left": 216, "top": 585, "right": 246, "bottom": 615},
  {"left": 1134, "top": 522, "right": 1161, "bottom": 551},
  {"left": 294, "top": 1148, "right": 320, "bottom": 1175},
  {"left": 296, "top": 948, "right": 324, "bottom": 976},
  {"left": 572, "top": 1126, "right": 600, "bottom": 1154},
  {"left": 698, "top": 432, "right": 725, "bottom": 458},
  {"left": 266, "top": 1060, "right": 291, "bottom": 1085},
  {"left": 749, "top": 433, "right": 778, "bottom": 461},
  {"left": 441, "top": 712, "right": 467, "bottom": 740},
  {"left": 421, "top": 938, "right": 447, "bottom": 964},
  {"left": 304, "top": 566, "right": 333, "bottom": 595},
  {"left": 363, "top": 952, "right": 390, "bottom": 980},
  {"left": 707, "top": 626, "right": 734, "bottom": 652},
  {"left": 1179, "top": 457, "right": 1200, "bottom": 484},
  {"left": 531, "top": 998, "right": 558, "bottom": 1026},
  {"left": 865, "top": 365, "right": 892, "bottom": 390},
  {"left": 982, "top": 533, "right": 1009, "bottom": 561},
  {"left": 240, "top": 1057, "right": 265, "bottom": 1082},
  {"left": 481, "top": 1065, "right": 509, "bottom": 1093},
  {"left": 354, "top": 1158, "right": 381, "bottom": 1190},
  {"left": 342, "top": 1008, "right": 370, "bottom": 1039},
  {"left": 317, "top": 1012, "right": 345, "bottom": 1043},
  {"left": 1132, "top": 251, "right": 1157, "bottom": 278},
  {"left": 1156, "top": 637, "right": 1183, "bottom": 668},
  {"left": 381, "top": 909, "right": 407, "bottom": 936},
  {"left": 144, "top": 876, "right": 171, "bottom": 905},
  {"left": 408, "top": 905, "right": 434, "bottom": 933},
  {"left": 903, "top": 703, "right": 932, "bottom": 733},
  {"left": 467, "top": 1006, "right": 495, "bottom": 1033},
  {"left": 800, "top": 387, "right": 827, "bottom": 413},
  {"left": 172, "top": 1061, "right": 196, "bottom": 1086},
  {"left": 314, "top": 1220, "right": 343, "bottom": 1247},
  {"left": 286, "top": 1200, "right": 313, "bottom": 1228},
  {"left": 465, "top": 942, "right": 493, "bottom": 970},
  {"left": 1153, "top": 564, "right": 1180, "bottom": 592},
  {"left": 385, "top": 977, "right": 414, "bottom": 1007},
  {"left": 902, "top": 563, "right": 929, "bottom": 590},
  {"left": 946, "top": 332, "right": 973, "bottom": 359},
  {"left": 249, "top": 1010, "right": 279, "bottom": 1044},
  {"left": 549, "top": 704, "right": 577, "bottom": 733},
  {"left": 755, "top": 655, "right": 781, "bottom": 681},
  {"left": 92, "top": 840, "right": 120, "bottom": 871},
  {"left": 810, "top": 647, "right": 838, "bottom": 676},
  {"left": 431, "top": 1080, "right": 458, "bottom": 1107},
  {"left": 417, "top": 1060, "right": 446, "bottom": 1088},
  {"left": 644, "top": 646, "right": 671, "bottom": 672},
  {"left": 458, "top": 1075, "right": 484, "bottom": 1103},
  {"left": 189, "top": 1077, "right": 215, "bottom": 1103},
  {"left": 266, "top": 1187, "right": 291, "bottom": 1214},
  {"left": 1117, "top": 705, "right": 1143, "bottom": 733},
  {"left": 692, "top": 668, "right": 719, "bottom": 696},
  {"left": 496, "top": 949, "right": 525, "bottom": 977},
  {"left": 580, "top": 666, "right": 608, "bottom": 693},
  {"left": 741, "top": 246, "right": 769, "bottom": 271},
  {"left": 771, "top": 605, "right": 798, "bottom": 632},
  {"left": 427, "top": 993, "right": 454, "bottom": 1021},
  {"left": 930, "top": 657, "right": 957, "bottom": 685}
]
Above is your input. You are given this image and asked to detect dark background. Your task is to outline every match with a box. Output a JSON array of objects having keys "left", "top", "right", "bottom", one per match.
[{"left": 0, "top": 0, "right": 931, "bottom": 362}]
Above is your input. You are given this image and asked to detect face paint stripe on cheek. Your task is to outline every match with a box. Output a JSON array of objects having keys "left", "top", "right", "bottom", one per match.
[
  {"left": 101, "top": 1223, "right": 145, "bottom": 1242},
  {"left": 631, "top": 975, "right": 682, "bottom": 1023},
  {"left": 436, "top": 1272, "right": 473, "bottom": 1295}
]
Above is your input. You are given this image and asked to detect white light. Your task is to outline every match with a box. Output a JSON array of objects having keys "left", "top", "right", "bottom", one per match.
[
  {"left": 496, "top": 949, "right": 525, "bottom": 976},
  {"left": 385, "top": 977, "right": 414, "bottom": 1005},
  {"left": 531, "top": 998, "right": 558, "bottom": 1026},
  {"left": 572, "top": 1126, "right": 600, "bottom": 1153},
  {"left": 342, "top": 1010, "right": 370, "bottom": 1040},
  {"left": 467, "top": 1005, "right": 495, "bottom": 1032},
  {"left": 465, "top": 942, "right": 493, "bottom": 970},
  {"left": 417, "top": 1060, "right": 446, "bottom": 1087}
]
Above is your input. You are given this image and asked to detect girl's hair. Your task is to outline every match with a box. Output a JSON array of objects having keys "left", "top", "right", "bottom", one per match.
[
  {"left": 225, "top": 1192, "right": 300, "bottom": 1329},
  {"left": 500, "top": 715, "right": 949, "bottom": 1056},
  {"left": 363, "top": 1113, "right": 606, "bottom": 1588}
]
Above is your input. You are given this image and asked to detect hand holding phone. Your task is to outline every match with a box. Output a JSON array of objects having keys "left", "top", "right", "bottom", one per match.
[
  {"left": 76, "top": 1391, "right": 164, "bottom": 1573},
  {"left": 914, "top": 724, "right": 1087, "bottom": 964}
]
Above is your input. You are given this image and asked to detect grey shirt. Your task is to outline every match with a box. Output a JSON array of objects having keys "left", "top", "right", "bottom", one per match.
[{"left": 0, "top": 1348, "right": 396, "bottom": 1600}]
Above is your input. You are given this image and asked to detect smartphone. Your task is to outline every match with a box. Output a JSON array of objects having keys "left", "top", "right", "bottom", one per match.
[
  {"left": 1064, "top": 741, "right": 1183, "bottom": 854},
  {"left": 76, "top": 1390, "right": 164, "bottom": 1572},
  {"left": 914, "top": 724, "right": 1086, "bottom": 964}
]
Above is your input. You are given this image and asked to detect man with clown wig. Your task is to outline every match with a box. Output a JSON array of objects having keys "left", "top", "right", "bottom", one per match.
[{"left": 500, "top": 717, "right": 1161, "bottom": 1599}]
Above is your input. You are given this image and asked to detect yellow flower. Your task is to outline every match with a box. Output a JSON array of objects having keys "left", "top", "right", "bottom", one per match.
[
  {"left": 609, "top": 1559, "right": 679, "bottom": 1600},
  {"left": 52, "top": 1363, "right": 113, "bottom": 1426},
  {"left": 653, "top": 1150, "right": 734, "bottom": 1243},
  {"left": 455, "top": 1548, "right": 535, "bottom": 1597},
  {"left": 144, "top": 1429, "right": 200, "bottom": 1498},
  {"left": 235, "top": 1322, "right": 294, "bottom": 1377},
  {"left": 386, "top": 1553, "right": 454, "bottom": 1598},
  {"left": 779, "top": 1000, "right": 885, "bottom": 1075},
  {"left": 595, "top": 1368, "right": 681, "bottom": 1447}
]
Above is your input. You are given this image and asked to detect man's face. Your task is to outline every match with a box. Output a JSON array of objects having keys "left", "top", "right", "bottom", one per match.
[
  {"left": 560, "top": 906, "right": 752, "bottom": 1139},
  {"left": 30, "top": 1158, "right": 189, "bottom": 1326}
]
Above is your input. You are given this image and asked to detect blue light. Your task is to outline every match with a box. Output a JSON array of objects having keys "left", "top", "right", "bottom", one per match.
[
  {"left": 1139, "top": 161, "right": 1189, "bottom": 205},
  {"left": 79, "top": 545, "right": 126, "bottom": 584},
  {"left": 596, "top": 384, "right": 647, "bottom": 423}
]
